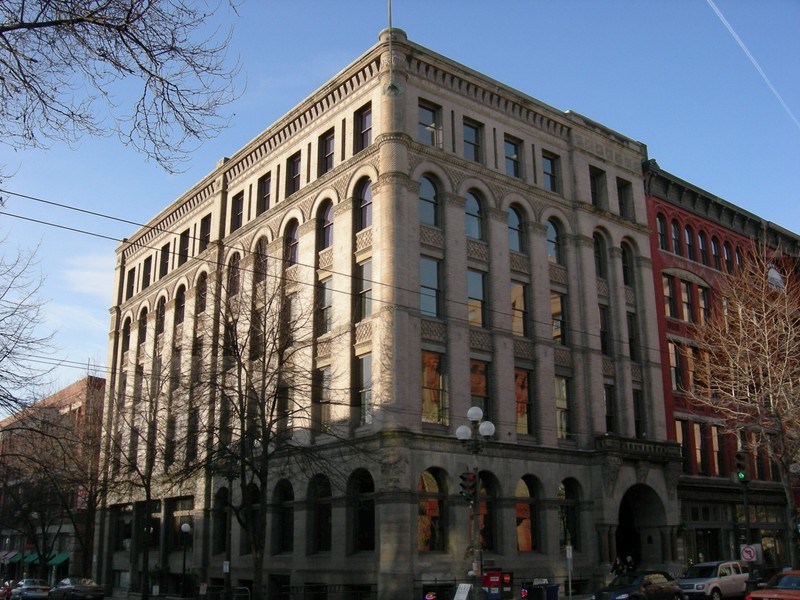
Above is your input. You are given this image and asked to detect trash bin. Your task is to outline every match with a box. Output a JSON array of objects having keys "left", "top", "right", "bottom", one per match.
[
  {"left": 521, "top": 583, "right": 546, "bottom": 600},
  {"left": 544, "top": 583, "right": 559, "bottom": 600}
]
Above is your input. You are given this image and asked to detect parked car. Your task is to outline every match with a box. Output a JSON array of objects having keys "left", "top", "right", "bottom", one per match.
[
  {"left": 680, "top": 561, "right": 750, "bottom": 600},
  {"left": 48, "top": 578, "right": 104, "bottom": 600},
  {"left": 1, "top": 582, "right": 14, "bottom": 600},
  {"left": 746, "top": 570, "right": 800, "bottom": 600},
  {"left": 10, "top": 580, "right": 50, "bottom": 600},
  {"left": 592, "top": 570, "right": 684, "bottom": 600}
]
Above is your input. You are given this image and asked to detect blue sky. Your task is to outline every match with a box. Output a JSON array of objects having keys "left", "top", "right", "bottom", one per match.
[{"left": 1, "top": 0, "right": 798, "bottom": 391}]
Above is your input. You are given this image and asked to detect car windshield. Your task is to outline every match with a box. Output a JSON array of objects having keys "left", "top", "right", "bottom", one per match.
[
  {"left": 71, "top": 580, "right": 96, "bottom": 586},
  {"left": 23, "top": 581, "right": 47, "bottom": 587},
  {"left": 610, "top": 574, "right": 642, "bottom": 587},
  {"left": 770, "top": 574, "right": 800, "bottom": 590},
  {"left": 685, "top": 566, "right": 717, "bottom": 579}
]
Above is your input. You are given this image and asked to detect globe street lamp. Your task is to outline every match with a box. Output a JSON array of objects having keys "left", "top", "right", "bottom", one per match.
[
  {"left": 180, "top": 522, "right": 192, "bottom": 597},
  {"left": 456, "top": 406, "right": 495, "bottom": 600}
]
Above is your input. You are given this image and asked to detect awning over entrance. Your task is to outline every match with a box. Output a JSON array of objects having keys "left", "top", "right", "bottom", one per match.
[
  {"left": 23, "top": 553, "right": 43, "bottom": 564},
  {"left": 6, "top": 552, "right": 23, "bottom": 564},
  {"left": 0, "top": 551, "right": 16, "bottom": 562},
  {"left": 47, "top": 552, "right": 70, "bottom": 566}
]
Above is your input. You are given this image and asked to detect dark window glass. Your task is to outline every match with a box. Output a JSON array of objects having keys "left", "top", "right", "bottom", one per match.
[
  {"left": 228, "top": 253, "right": 240, "bottom": 295},
  {"left": 159, "top": 243, "right": 170, "bottom": 278},
  {"left": 285, "top": 221, "right": 299, "bottom": 265},
  {"left": 199, "top": 216, "right": 211, "bottom": 252},
  {"left": 175, "top": 286, "right": 186, "bottom": 325},
  {"left": 155, "top": 297, "right": 166, "bottom": 336},
  {"left": 142, "top": 257, "right": 152, "bottom": 289},
  {"left": 286, "top": 153, "right": 301, "bottom": 196},
  {"left": 551, "top": 292, "right": 567, "bottom": 345},
  {"left": 357, "top": 353, "right": 373, "bottom": 426},
  {"left": 657, "top": 215, "right": 668, "bottom": 250},
  {"left": 356, "top": 259, "right": 372, "bottom": 321},
  {"left": 463, "top": 119, "right": 482, "bottom": 163},
  {"left": 356, "top": 104, "right": 372, "bottom": 151},
  {"left": 505, "top": 137, "right": 521, "bottom": 178},
  {"left": 319, "top": 129, "right": 335, "bottom": 175},
  {"left": 357, "top": 180, "right": 372, "bottom": 231},
  {"left": 547, "top": 220, "right": 562, "bottom": 264},
  {"left": 179, "top": 229, "right": 190, "bottom": 265},
  {"left": 126, "top": 268, "right": 136, "bottom": 300},
  {"left": 542, "top": 152, "right": 559, "bottom": 192},
  {"left": 256, "top": 173, "right": 271, "bottom": 215},
  {"left": 318, "top": 277, "right": 332, "bottom": 334},
  {"left": 319, "top": 202, "right": 333, "bottom": 250},
  {"left": 465, "top": 191, "right": 483, "bottom": 240},
  {"left": 196, "top": 274, "right": 208, "bottom": 313},
  {"left": 508, "top": 206, "right": 524, "bottom": 253},
  {"left": 419, "top": 176, "right": 439, "bottom": 226},
  {"left": 231, "top": 192, "right": 244, "bottom": 232},
  {"left": 420, "top": 257, "right": 440, "bottom": 318},
  {"left": 467, "top": 269, "right": 486, "bottom": 327}
]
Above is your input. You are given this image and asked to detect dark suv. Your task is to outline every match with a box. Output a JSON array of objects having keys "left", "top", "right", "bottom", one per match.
[{"left": 592, "top": 571, "right": 685, "bottom": 600}]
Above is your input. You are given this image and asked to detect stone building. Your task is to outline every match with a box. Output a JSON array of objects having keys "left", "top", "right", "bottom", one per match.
[
  {"left": 644, "top": 159, "right": 800, "bottom": 573},
  {"left": 95, "top": 29, "right": 683, "bottom": 599}
]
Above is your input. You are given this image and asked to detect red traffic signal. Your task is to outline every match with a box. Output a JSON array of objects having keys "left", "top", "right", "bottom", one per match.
[{"left": 459, "top": 471, "right": 477, "bottom": 497}]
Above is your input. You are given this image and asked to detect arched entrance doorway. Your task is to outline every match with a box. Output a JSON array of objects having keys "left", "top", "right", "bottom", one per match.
[{"left": 617, "top": 484, "right": 668, "bottom": 569}]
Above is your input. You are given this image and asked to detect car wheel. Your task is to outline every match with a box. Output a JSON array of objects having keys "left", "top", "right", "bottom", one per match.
[
  {"left": 711, "top": 590, "right": 722, "bottom": 600},
  {"left": 673, "top": 593, "right": 683, "bottom": 600}
]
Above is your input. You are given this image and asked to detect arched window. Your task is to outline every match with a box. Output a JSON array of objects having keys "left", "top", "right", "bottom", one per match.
[
  {"left": 656, "top": 214, "right": 668, "bottom": 250},
  {"left": 318, "top": 201, "right": 334, "bottom": 250},
  {"left": 698, "top": 232, "right": 709, "bottom": 265},
  {"left": 671, "top": 220, "right": 682, "bottom": 255},
  {"left": 621, "top": 243, "right": 634, "bottom": 287},
  {"left": 508, "top": 205, "right": 524, "bottom": 253},
  {"left": 137, "top": 308, "right": 148, "bottom": 346},
  {"left": 155, "top": 297, "right": 166, "bottom": 336},
  {"left": 724, "top": 242, "right": 734, "bottom": 273},
  {"left": 417, "top": 469, "right": 446, "bottom": 552},
  {"left": 558, "top": 479, "right": 581, "bottom": 551},
  {"left": 419, "top": 176, "right": 439, "bottom": 227},
  {"left": 309, "top": 475, "right": 332, "bottom": 553},
  {"left": 254, "top": 238, "right": 268, "bottom": 284},
  {"left": 273, "top": 480, "right": 294, "bottom": 554},
  {"left": 515, "top": 476, "right": 540, "bottom": 552},
  {"left": 685, "top": 226, "right": 695, "bottom": 261},
  {"left": 711, "top": 237, "right": 722, "bottom": 270},
  {"left": 547, "top": 219, "right": 562, "bottom": 265},
  {"left": 196, "top": 273, "right": 208, "bottom": 314},
  {"left": 465, "top": 190, "right": 483, "bottom": 240},
  {"left": 356, "top": 179, "right": 372, "bottom": 231},
  {"left": 175, "top": 286, "right": 186, "bottom": 325},
  {"left": 349, "top": 469, "right": 375, "bottom": 553},
  {"left": 284, "top": 221, "right": 299, "bottom": 265},
  {"left": 227, "top": 253, "right": 241, "bottom": 295},
  {"left": 240, "top": 484, "right": 261, "bottom": 556},
  {"left": 121, "top": 318, "right": 131, "bottom": 353},
  {"left": 593, "top": 234, "right": 607, "bottom": 279}
]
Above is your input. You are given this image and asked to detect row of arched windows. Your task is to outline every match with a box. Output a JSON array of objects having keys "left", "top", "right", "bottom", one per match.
[{"left": 656, "top": 212, "right": 746, "bottom": 273}]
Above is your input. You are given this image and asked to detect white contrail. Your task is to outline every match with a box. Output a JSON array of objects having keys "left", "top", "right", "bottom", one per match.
[{"left": 706, "top": 0, "right": 800, "bottom": 132}]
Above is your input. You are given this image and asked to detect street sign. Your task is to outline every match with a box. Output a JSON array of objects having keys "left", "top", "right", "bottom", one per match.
[{"left": 740, "top": 545, "right": 757, "bottom": 562}]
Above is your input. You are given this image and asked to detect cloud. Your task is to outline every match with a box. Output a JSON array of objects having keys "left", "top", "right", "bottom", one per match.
[{"left": 60, "top": 252, "right": 116, "bottom": 303}]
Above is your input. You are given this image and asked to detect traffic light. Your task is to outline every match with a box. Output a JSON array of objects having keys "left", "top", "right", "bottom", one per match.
[
  {"left": 734, "top": 451, "right": 750, "bottom": 484},
  {"left": 459, "top": 471, "right": 477, "bottom": 498}
]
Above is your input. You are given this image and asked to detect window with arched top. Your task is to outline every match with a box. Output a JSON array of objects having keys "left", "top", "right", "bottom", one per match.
[
  {"left": 724, "top": 242, "right": 734, "bottom": 273},
  {"left": 273, "top": 480, "right": 294, "bottom": 554},
  {"left": 175, "top": 286, "right": 186, "bottom": 325},
  {"left": 349, "top": 469, "right": 375, "bottom": 553},
  {"left": 698, "top": 232, "right": 709, "bottom": 266},
  {"left": 547, "top": 219, "right": 562, "bottom": 265},
  {"left": 308, "top": 475, "right": 332, "bottom": 553},
  {"left": 284, "top": 221, "right": 299, "bottom": 265},
  {"left": 196, "top": 273, "right": 208, "bottom": 314},
  {"left": 356, "top": 179, "right": 373, "bottom": 231},
  {"left": 155, "top": 297, "right": 166, "bottom": 336},
  {"left": 121, "top": 318, "right": 131, "bottom": 353},
  {"left": 417, "top": 469, "right": 446, "bottom": 552},
  {"left": 318, "top": 201, "right": 334, "bottom": 251},
  {"left": 671, "top": 220, "right": 682, "bottom": 256},
  {"left": 711, "top": 237, "right": 722, "bottom": 270},
  {"left": 515, "top": 476, "right": 540, "bottom": 552},
  {"left": 254, "top": 238, "right": 268, "bottom": 284},
  {"left": 621, "top": 243, "right": 634, "bottom": 287},
  {"left": 508, "top": 205, "right": 524, "bottom": 253},
  {"left": 228, "top": 253, "right": 241, "bottom": 295},
  {"left": 465, "top": 190, "right": 483, "bottom": 240},
  {"left": 593, "top": 234, "right": 607, "bottom": 279},
  {"left": 137, "top": 308, "right": 148, "bottom": 346},
  {"left": 419, "top": 176, "right": 439, "bottom": 227},
  {"left": 558, "top": 479, "right": 581, "bottom": 551},
  {"left": 656, "top": 214, "right": 668, "bottom": 250},
  {"left": 685, "top": 226, "right": 695, "bottom": 261}
]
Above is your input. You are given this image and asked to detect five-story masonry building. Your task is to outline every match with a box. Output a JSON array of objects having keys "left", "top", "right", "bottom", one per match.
[{"left": 96, "top": 29, "right": 683, "bottom": 599}]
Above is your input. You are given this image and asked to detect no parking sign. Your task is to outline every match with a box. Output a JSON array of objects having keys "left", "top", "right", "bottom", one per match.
[{"left": 740, "top": 544, "right": 758, "bottom": 562}]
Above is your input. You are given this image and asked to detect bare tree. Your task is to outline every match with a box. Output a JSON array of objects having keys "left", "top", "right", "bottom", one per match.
[
  {"left": 689, "top": 245, "right": 800, "bottom": 567},
  {"left": 0, "top": 0, "right": 239, "bottom": 173},
  {"left": 0, "top": 238, "right": 54, "bottom": 413}
]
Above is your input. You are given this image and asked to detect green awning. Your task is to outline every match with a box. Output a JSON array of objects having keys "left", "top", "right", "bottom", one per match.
[
  {"left": 3, "top": 552, "right": 20, "bottom": 563},
  {"left": 47, "top": 552, "right": 70, "bottom": 566},
  {"left": 23, "top": 552, "right": 43, "bottom": 564}
]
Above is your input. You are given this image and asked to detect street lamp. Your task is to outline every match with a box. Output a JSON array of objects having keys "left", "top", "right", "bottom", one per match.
[
  {"left": 456, "top": 406, "right": 495, "bottom": 600},
  {"left": 180, "top": 522, "right": 192, "bottom": 598}
]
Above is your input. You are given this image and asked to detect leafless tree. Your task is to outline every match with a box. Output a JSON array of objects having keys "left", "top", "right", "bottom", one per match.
[
  {"left": 0, "top": 0, "right": 240, "bottom": 173},
  {"left": 688, "top": 245, "right": 800, "bottom": 567},
  {"left": 0, "top": 238, "right": 54, "bottom": 413}
]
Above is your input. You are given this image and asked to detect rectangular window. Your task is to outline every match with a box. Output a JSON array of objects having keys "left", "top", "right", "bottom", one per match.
[
  {"left": 663, "top": 275, "right": 677, "bottom": 318},
  {"left": 542, "top": 151, "right": 560, "bottom": 193},
  {"left": 356, "top": 259, "right": 372, "bottom": 321},
  {"left": 178, "top": 229, "right": 190, "bottom": 265},
  {"left": 551, "top": 292, "right": 567, "bottom": 345},
  {"left": 467, "top": 269, "right": 486, "bottom": 327},
  {"left": 515, "top": 368, "right": 532, "bottom": 435},
  {"left": 314, "top": 367, "right": 331, "bottom": 432},
  {"left": 710, "top": 425, "right": 721, "bottom": 476},
  {"left": 463, "top": 118, "right": 482, "bottom": 163},
  {"left": 420, "top": 256, "right": 441, "bottom": 318},
  {"left": 599, "top": 305, "right": 610, "bottom": 355},
  {"left": 675, "top": 419, "right": 691, "bottom": 473},
  {"left": 159, "top": 243, "right": 170, "bottom": 278},
  {"left": 694, "top": 422, "right": 709, "bottom": 475},
  {"left": 421, "top": 351, "right": 447, "bottom": 425},
  {"left": 627, "top": 312, "right": 640, "bottom": 361},
  {"left": 318, "top": 277, "right": 332, "bottom": 334},
  {"left": 318, "top": 129, "right": 335, "bottom": 175},
  {"left": 698, "top": 287, "right": 710, "bottom": 324},
  {"left": 510, "top": 281, "right": 528, "bottom": 337},
  {"left": 555, "top": 376, "right": 571, "bottom": 439},
  {"left": 504, "top": 136, "right": 521, "bottom": 178},
  {"left": 198, "top": 216, "right": 211, "bottom": 252},
  {"left": 355, "top": 104, "right": 372, "bottom": 151},
  {"left": 681, "top": 280, "right": 695, "bottom": 322},
  {"left": 633, "top": 389, "right": 645, "bottom": 438},
  {"left": 418, "top": 101, "right": 441, "bottom": 147},
  {"left": 142, "top": 256, "right": 152, "bottom": 289},
  {"left": 470, "top": 360, "right": 490, "bottom": 417},
  {"left": 357, "top": 353, "right": 372, "bottom": 425},
  {"left": 617, "top": 178, "right": 634, "bottom": 220},
  {"left": 230, "top": 192, "right": 244, "bottom": 232},
  {"left": 256, "top": 173, "right": 271, "bottom": 215},
  {"left": 669, "top": 341, "right": 683, "bottom": 391},
  {"left": 589, "top": 166, "right": 606, "bottom": 208},
  {"left": 604, "top": 385, "right": 615, "bottom": 432},
  {"left": 126, "top": 268, "right": 136, "bottom": 300},
  {"left": 286, "top": 152, "right": 301, "bottom": 196}
]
